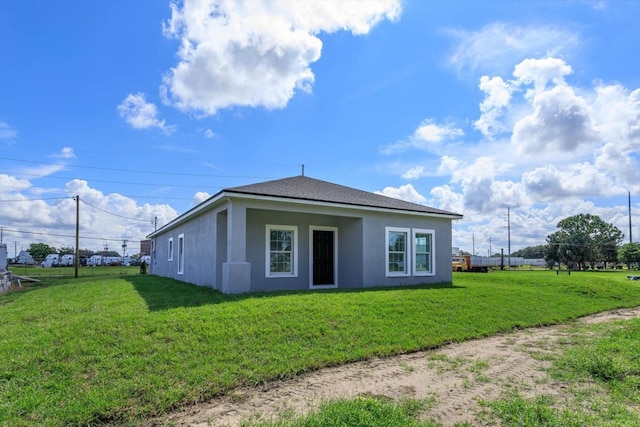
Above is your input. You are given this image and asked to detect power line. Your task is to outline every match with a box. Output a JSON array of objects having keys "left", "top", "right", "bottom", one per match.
[
  {"left": 79, "top": 199, "right": 153, "bottom": 223},
  {"left": 1, "top": 170, "right": 221, "bottom": 189},
  {"left": 0, "top": 196, "right": 72, "bottom": 202},
  {"left": 0, "top": 227, "right": 143, "bottom": 243},
  {"left": 0, "top": 157, "right": 279, "bottom": 179}
]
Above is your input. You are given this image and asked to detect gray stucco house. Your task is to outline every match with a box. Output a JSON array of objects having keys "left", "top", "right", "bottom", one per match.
[{"left": 147, "top": 175, "right": 463, "bottom": 294}]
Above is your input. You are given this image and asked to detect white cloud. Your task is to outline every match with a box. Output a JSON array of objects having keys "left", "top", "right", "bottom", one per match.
[
  {"left": 375, "top": 183, "right": 427, "bottom": 204},
  {"left": 0, "top": 174, "right": 31, "bottom": 193},
  {"left": 401, "top": 166, "right": 426, "bottom": 180},
  {"left": 429, "top": 184, "right": 464, "bottom": 214},
  {"left": 117, "top": 93, "right": 175, "bottom": 133},
  {"left": 446, "top": 23, "right": 579, "bottom": 75},
  {"left": 204, "top": 129, "right": 215, "bottom": 139},
  {"left": 0, "top": 176, "right": 179, "bottom": 253},
  {"left": 512, "top": 84, "right": 596, "bottom": 154},
  {"left": 513, "top": 57, "right": 573, "bottom": 94},
  {"left": 474, "top": 75, "right": 513, "bottom": 137},
  {"left": 161, "top": 0, "right": 401, "bottom": 115},
  {"left": 51, "top": 147, "right": 76, "bottom": 159},
  {"left": 381, "top": 119, "right": 464, "bottom": 154},
  {"left": 193, "top": 191, "right": 212, "bottom": 205}
]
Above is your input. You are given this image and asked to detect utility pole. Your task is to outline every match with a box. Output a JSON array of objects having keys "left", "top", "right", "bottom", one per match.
[
  {"left": 472, "top": 233, "right": 475, "bottom": 256},
  {"left": 75, "top": 195, "right": 80, "bottom": 278},
  {"left": 507, "top": 207, "right": 511, "bottom": 269},
  {"left": 629, "top": 191, "right": 633, "bottom": 244},
  {"left": 121, "top": 240, "right": 127, "bottom": 264}
]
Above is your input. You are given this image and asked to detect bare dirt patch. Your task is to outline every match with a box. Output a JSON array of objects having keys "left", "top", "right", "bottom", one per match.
[{"left": 150, "top": 307, "right": 640, "bottom": 426}]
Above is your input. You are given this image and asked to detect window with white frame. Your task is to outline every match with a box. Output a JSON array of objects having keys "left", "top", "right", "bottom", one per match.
[
  {"left": 177, "top": 234, "right": 184, "bottom": 274},
  {"left": 413, "top": 229, "right": 434, "bottom": 276},
  {"left": 386, "top": 227, "right": 410, "bottom": 276},
  {"left": 266, "top": 225, "right": 298, "bottom": 277},
  {"left": 168, "top": 237, "right": 173, "bottom": 261}
]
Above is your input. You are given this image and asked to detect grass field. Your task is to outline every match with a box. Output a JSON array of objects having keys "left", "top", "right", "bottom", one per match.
[{"left": 1, "top": 269, "right": 640, "bottom": 425}]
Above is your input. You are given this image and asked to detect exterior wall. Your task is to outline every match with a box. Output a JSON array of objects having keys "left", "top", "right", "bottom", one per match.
[
  {"left": 246, "top": 207, "right": 342, "bottom": 292},
  {"left": 336, "top": 216, "right": 364, "bottom": 289},
  {"left": 362, "top": 210, "right": 453, "bottom": 287},
  {"left": 152, "top": 210, "right": 217, "bottom": 288}
]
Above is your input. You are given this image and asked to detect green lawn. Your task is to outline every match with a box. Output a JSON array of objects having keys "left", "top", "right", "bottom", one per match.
[{"left": 1, "top": 270, "right": 639, "bottom": 425}]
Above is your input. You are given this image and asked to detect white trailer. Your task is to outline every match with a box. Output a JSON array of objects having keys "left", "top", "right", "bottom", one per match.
[
  {"left": 60, "top": 254, "right": 75, "bottom": 266},
  {"left": 41, "top": 254, "right": 60, "bottom": 268}
]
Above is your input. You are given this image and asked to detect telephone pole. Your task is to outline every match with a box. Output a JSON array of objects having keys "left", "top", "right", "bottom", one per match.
[
  {"left": 75, "top": 195, "right": 80, "bottom": 278},
  {"left": 629, "top": 191, "right": 633, "bottom": 244},
  {"left": 507, "top": 207, "right": 511, "bottom": 269}
]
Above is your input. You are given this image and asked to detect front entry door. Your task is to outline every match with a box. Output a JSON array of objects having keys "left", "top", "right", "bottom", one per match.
[{"left": 312, "top": 230, "right": 334, "bottom": 286}]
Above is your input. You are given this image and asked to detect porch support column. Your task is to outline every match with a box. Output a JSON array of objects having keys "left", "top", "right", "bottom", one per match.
[{"left": 222, "top": 200, "right": 251, "bottom": 294}]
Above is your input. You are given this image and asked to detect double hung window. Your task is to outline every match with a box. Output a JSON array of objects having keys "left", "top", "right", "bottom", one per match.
[
  {"left": 386, "top": 227, "right": 435, "bottom": 276},
  {"left": 266, "top": 225, "right": 298, "bottom": 277}
]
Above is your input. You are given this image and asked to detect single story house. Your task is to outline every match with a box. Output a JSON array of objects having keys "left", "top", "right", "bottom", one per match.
[{"left": 147, "top": 175, "right": 463, "bottom": 294}]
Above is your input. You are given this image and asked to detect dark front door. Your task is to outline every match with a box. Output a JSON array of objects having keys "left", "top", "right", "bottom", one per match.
[{"left": 313, "top": 230, "right": 334, "bottom": 286}]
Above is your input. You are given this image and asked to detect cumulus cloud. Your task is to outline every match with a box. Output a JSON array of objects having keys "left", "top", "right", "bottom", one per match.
[
  {"left": 193, "top": 191, "right": 212, "bottom": 205},
  {"left": 446, "top": 22, "right": 579, "bottom": 75},
  {"left": 161, "top": 0, "right": 401, "bottom": 115},
  {"left": 375, "top": 183, "right": 427, "bottom": 204},
  {"left": 512, "top": 84, "right": 596, "bottom": 154},
  {"left": 381, "top": 119, "right": 464, "bottom": 154},
  {"left": 429, "top": 184, "right": 464, "bottom": 214},
  {"left": 513, "top": 57, "right": 573, "bottom": 94},
  {"left": 0, "top": 174, "right": 31, "bottom": 194},
  {"left": 204, "top": 129, "right": 215, "bottom": 139},
  {"left": 118, "top": 93, "right": 175, "bottom": 133},
  {"left": 474, "top": 75, "right": 512, "bottom": 137},
  {"left": 0, "top": 175, "right": 178, "bottom": 253}
]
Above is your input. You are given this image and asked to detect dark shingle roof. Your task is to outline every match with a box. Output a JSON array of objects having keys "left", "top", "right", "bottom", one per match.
[{"left": 225, "top": 175, "right": 462, "bottom": 218}]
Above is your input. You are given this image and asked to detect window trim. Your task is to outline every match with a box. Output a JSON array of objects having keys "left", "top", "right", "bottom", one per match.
[
  {"left": 168, "top": 237, "right": 174, "bottom": 261},
  {"left": 412, "top": 229, "right": 435, "bottom": 276},
  {"left": 265, "top": 225, "right": 298, "bottom": 278},
  {"left": 177, "top": 234, "right": 184, "bottom": 275},
  {"left": 385, "top": 227, "right": 411, "bottom": 277}
]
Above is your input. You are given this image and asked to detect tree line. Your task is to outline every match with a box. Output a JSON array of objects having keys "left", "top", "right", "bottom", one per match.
[{"left": 510, "top": 214, "right": 639, "bottom": 270}]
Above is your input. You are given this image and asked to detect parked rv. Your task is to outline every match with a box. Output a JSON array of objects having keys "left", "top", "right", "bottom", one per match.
[
  {"left": 87, "top": 255, "right": 131, "bottom": 266},
  {"left": 41, "top": 254, "right": 60, "bottom": 268},
  {"left": 60, "top": 254, "right": 75, "bottom": 266}
]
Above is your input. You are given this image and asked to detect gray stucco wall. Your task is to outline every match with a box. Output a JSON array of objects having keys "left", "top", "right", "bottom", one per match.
[
  {"left": 151, "top": 210, "right": 217, "bottom": 288},
  {"left": 361, "top": 211, "right": 453, "bottom": 287},
  {"left": 245, "top": 208, "right": 342, "bottom": 292}
]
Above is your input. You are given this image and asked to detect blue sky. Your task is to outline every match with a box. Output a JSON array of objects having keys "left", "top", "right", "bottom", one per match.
[{"left": 1, "top": 0, "right": 639, "bottom": 257}]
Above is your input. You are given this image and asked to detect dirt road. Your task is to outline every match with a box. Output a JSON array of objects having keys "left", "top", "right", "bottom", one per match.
[{"left": 152, "top": 307, "right": 640, "bottom": 426}]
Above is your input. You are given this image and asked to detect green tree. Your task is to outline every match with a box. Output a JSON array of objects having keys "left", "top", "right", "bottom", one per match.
[
  {"left": 512, "top": 245, "right": 546, "bottom": 259},
  {"left": 28, "top": 243, "right": 58, "bottom": 262},
  {"left": 545, "top": 214, "right": 623, "bottom": 270},
  {"left": 78, "top": 248, "right": 94, "bottom": 258},
  {"left": 59, "top": 246, "right": 75, "bottom": 255},
  {"left": 618, "top": 242, "right": 640, "bottom": 269}
]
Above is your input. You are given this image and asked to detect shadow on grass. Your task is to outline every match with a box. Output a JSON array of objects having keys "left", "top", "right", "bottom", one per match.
[{"left": 126, "top": 275, "right": 464, "bottom": 312}]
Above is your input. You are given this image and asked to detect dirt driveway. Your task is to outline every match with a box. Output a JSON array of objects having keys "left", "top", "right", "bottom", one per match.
[{"left": 151, "top": 307, "right": 640, "bottom": 426}]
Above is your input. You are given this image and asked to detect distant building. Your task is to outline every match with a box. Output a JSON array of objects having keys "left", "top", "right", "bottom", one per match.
[{"left": 140, "top": 239, "right": 151, "bottom": 256}]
